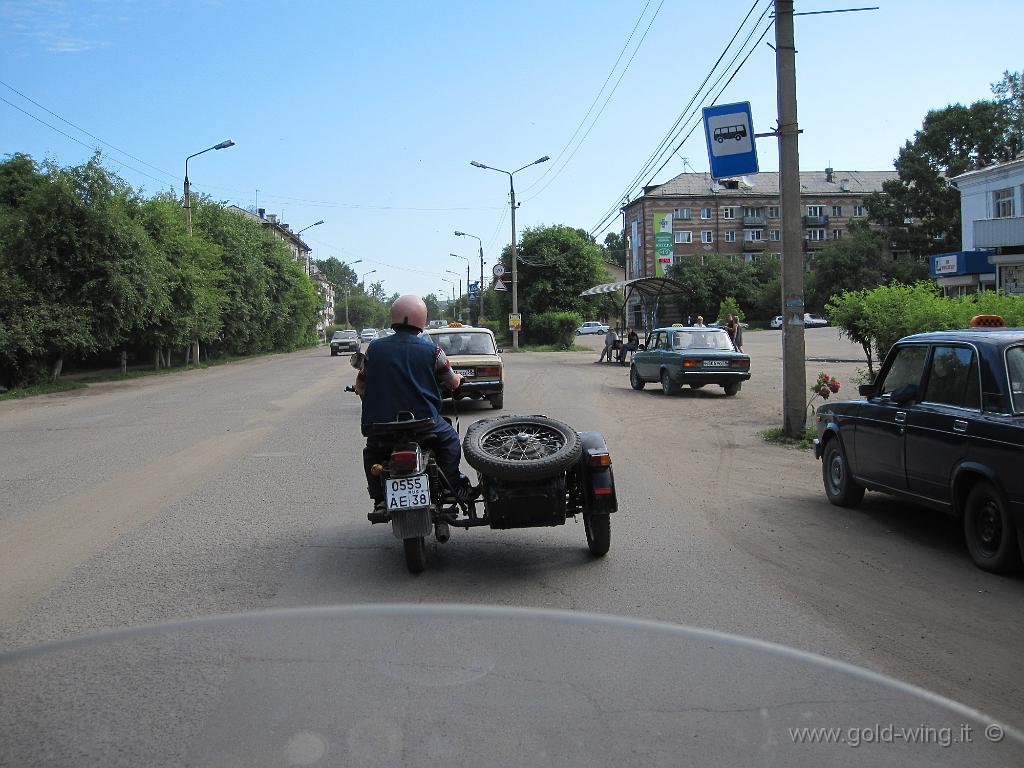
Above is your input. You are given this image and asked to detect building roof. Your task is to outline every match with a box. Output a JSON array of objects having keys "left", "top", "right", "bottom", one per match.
[
  {"left": 639, "top": 170, "right": 898, "bottom": 199},
  {"left": 951, "top": 156, "right": 1024, "bottom": 184}
]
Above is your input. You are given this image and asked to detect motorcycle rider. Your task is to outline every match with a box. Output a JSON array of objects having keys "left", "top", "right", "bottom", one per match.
[{"left": 355, "top": 295, "right": 469, "bottom": 508}]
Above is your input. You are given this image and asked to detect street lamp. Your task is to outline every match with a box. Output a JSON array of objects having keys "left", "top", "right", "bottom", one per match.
[
  {"left": 445, "top": 268, "right": 463, "bottom": 321},
  {"left": 295, "top": 220, "right": 324, "bottom": 275},
  {"left": 470, "top": 155, "right": 549, "bottom": 348},
  {"left": 440, "top": 277, "right": 455, "bottom": 321},
  {"left": 361, "top": 269, "right": 376, "bottom": 290},
  {"left": 338, "top": 259, "right": 361, "bottom": 327},
  {"left": 184, "top": 139, "right": 234, "bottom": 237},
  {"left": 454, "top": 230, "right": 485, "bottom": 323},
  {"left": 449, "top": 252, "right": 470, "bottom": 323}
]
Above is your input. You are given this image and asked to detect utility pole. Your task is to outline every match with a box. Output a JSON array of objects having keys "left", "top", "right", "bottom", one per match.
[
  {"left": 776, "top": 0, "right": 807, "bottom": 438},
  {"left": 510, "top": 180, "right": 519, "bottom": 348}
]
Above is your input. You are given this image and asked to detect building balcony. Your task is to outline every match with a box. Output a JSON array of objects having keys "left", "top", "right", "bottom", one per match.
[
  {"left": 742, "top": 240, "right": 766, "bottom": 251},
  {"left": 803, "top": 215, "right": 830, "bottom": 227},
  {"left": 974, "top": 216, "right": 1024, "bottom": 248},
  {"left": 742, "top": 215, "right": 766, "bottom": 227}
]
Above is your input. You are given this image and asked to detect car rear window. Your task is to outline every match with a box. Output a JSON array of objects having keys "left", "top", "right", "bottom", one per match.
[
  {"left": 430, "top": 333, "right": 495, "bottom": 356},
  {"left": 672, "top": 331, "right": 734, "bottom": 351},
  {"left": 1007, "top": 346, "right": 1024, "bottom": 413}
]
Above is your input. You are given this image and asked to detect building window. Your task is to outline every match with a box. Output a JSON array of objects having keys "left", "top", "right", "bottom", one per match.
[
  {"left": 744, "top": 229, "right": 763, "bottom": 242},
  {"left": 807, "top": 205, "right": 825, "bottom": 217},
  {"left": 724, "top": 230, "right": 737, "bottom": 242},
  {"left": 807, "top": 229, "right": 826, "bottom": 241},
  {"left": 701, "top": 230, "right": 714, "bottom": 244},
  {"left": 742, "top": 207, "right": 761, "bottom": 218},
  {"left": 700, "top": 207, "right": 713, "bottom": 219},
  {"left": 766, "top": 252, "right": 781, "bottom": 260},
  {"left": 769, "top": 229, "right": 781, "bottom": 241},
  {"left": 674, "top": 231, "right": 693, "bottom": 244},
  {"left": 722, "top": 207, "right": 736, "bottom": 219},
  {"left": 674, "top": 207, "right": 692, "bottom": 220},
  {"left": 832, "top": 229, "right": 843, "bottom": 240},
  {"left": 853, "top": 205, "right": 866, "bottom": 217},
  {"left": 768, "top": 206, "right": 780, "bottom": 218},
  {"left": 832, "top": 205, "right": 843, "bottom": 217},
  {"left": 994, "top": 188, "right": 1015, "bottom": 219}
]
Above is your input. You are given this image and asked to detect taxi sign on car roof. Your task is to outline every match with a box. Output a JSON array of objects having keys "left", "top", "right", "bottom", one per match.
[
  {"left": 970, "top": 315, "right": 1006, "bottom": 328},
  {"left": 447, "top": 322, "right": 464, "bottom": 327}
]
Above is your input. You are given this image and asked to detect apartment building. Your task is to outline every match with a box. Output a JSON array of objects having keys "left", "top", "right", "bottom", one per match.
[
  {"left": 621, "top": 169, "right": 897, "bottom": 279},
  {"left": 228, "top": 205, "right": 313, "bottom": 275}
]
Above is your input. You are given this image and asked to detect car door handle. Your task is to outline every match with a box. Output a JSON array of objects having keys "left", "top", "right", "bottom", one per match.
[
  {"left": 953, "top": 419, "right": 968, "bottom": 433},
  {"left": 894, "top": 411, "right": 907, "bottom": 424}
]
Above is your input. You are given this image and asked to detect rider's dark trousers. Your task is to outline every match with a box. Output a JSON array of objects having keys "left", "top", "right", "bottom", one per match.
[{"left": 363, "top": 420, "right": 462, "bottom": 500}]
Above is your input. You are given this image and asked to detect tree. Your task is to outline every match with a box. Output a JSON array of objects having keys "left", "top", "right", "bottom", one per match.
[
  {"left": 602, "top": 231, "right": 626, "bottom": 268},
  {"left": 313, "top": 256, "right": 357, "bottom": 291},
  {"left": 422, "top": 293, "right": 442, "bottom": 321},
  {"left": 493, "top": 225, "right": 610, "bottom": 323},
  {"left": 668, "top": 255, "right": 767, "bottom": 321},
  {"left": 867, "top": 70, "right": 1022, "bottom": 257}
]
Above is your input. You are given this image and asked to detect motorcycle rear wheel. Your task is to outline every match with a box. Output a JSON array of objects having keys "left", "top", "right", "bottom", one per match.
[{"left": 403, "top": 537, "right": 427, "bottom": 574}]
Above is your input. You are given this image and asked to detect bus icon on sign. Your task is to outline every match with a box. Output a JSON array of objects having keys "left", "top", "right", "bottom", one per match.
[{"left": 714, "top": 124, "right": 747, "bottom": 143}]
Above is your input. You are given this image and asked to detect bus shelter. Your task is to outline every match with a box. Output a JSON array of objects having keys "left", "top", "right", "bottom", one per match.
[{"left": 579, "top": 277, "right": 689, "bottom": 333}]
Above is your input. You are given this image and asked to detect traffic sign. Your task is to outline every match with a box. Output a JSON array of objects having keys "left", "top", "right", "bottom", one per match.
[
  {"left": 508, "top": 313, "right": 521, "bottom": 332},
  {"left": 493, "top": 279, "right": 508, "bottom": 292},
  {"left": 492, "top": 264, "right": 505, "bottom": 278},
  {"left": 702, "top": 101, "right": 759, "bottom": 180}
]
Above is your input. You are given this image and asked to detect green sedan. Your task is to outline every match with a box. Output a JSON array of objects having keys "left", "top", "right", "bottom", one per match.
[{"left": 630, "top": 326, "right": 751, "bottom": 396}]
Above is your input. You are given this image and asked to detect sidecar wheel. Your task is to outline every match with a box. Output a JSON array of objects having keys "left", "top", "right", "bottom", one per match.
[
  {"left": 583, "top": 513, "right": 610, "bottom": 556},
  {"left": 463, "top": 415, "right": 582, "bottom": 481},
  {"left": 403, "top": 537, "right": 427, "bottom": 574}
]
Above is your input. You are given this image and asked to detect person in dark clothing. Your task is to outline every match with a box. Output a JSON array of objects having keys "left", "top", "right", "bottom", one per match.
[
  {"left": 355, "top": 295, "right": 466, "bottom": 507},
  {"left": 618, "top": 327, "right": 640, "bottom": 363}
]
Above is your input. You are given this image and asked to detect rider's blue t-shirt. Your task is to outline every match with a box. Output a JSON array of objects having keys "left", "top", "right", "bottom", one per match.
[{"left": 360, "top": 331, "right": 444, "bottom": 436}]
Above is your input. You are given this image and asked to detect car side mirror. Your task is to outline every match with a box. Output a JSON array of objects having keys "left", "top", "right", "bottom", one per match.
[
  {"left": 890, "top": 383, "right": 918, "bottom": 405},
  {"left": 858, "top": 383, "right": 876, "bottom": 397},
  {"left": 496, "top": 348, "right": 503, "bottom": 354},
  {"left": 637, "top": 344, "right": 647, "bottom": 351}
]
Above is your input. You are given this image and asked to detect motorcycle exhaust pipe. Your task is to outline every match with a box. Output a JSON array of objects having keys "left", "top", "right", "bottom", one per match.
[{"left": 434, "top": 521, "right": 450, "bottom": 544}]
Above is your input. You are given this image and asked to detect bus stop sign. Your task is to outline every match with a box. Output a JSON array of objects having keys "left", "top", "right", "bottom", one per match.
[{"left": 702, "top": 101, "right": 758, "bottom": 180}]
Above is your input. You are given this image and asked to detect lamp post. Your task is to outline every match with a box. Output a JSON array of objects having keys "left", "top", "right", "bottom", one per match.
[
  {"left": 184, "top": 139, "right": 234, "bottom": 237},
  {"left": 339, "top": 260, "right": 361, "bottom": 327},
  {"left": 449, "top": 252, "right": 470, "bottom": 323},
  {"left": 440, "top": 278, "right": 455, "bottom": 322},
  {"left": 296, "top": 220, "right": 324, "bottom": 275},
  {"left": 445, "top": 268, "right": 463, "bottom": 321},
  {"left": 454, "top": 230, "right": 485, "bottom": 323},
  {"left": 470, "top": 155, "right": 549, "bottom": 348},
  {"left": 361, "top": 269, "right": 376, "bottom": 290}
]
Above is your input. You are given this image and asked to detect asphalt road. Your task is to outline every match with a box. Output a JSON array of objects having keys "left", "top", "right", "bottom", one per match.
[{"left": 1, "top": 329, "right": 1022, "bottom": 736}]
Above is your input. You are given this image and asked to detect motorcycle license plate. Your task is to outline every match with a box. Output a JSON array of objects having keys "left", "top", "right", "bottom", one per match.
[
  {"left": 385, "top": 474, "right": 430, "bottom": 510},
  {"left": 454, "top": 368, "right": 475, "bottom": 377}
]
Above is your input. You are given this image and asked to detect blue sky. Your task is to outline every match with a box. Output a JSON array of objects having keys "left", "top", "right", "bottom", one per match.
[{"left": 1, "top": 1, "right": 1019, "bottom": 296}]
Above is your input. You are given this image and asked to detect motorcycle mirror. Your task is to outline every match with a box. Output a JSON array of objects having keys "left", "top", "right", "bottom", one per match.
[{"left": 350, "top": 351, "right": 365, "bottom": 370}]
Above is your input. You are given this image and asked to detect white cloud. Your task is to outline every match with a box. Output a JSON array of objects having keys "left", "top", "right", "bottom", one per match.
[{"left": 0, "top": 0, "right": 132, "bottom": 53}]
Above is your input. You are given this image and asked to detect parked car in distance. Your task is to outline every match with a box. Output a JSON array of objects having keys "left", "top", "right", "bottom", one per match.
[
  {"left": 360, "top": 328, "right": 378, "bottom": 343},
  {"left": 330, "top": 329, "right": 360, "bottom": 356},
  {"left": 770, "top": 316, "right": 784, "bottom": 329},
  {"left": 577, "top": 321, "right": 610, "bottom": 335},
  {"left": 424, "top": 323, "right": 504, "bottom": 409},
  {"left": 813, "top": 317, "right": 1024, "bottom": 573},
  {"left": 630, "top": 326, "right": 750, "bottom": 396},
  {"left": 804, "top": 313, "right": 829, "bottom": 327},
  {"left": 710, "top": 319, "right": 749, "bottom": 329}
]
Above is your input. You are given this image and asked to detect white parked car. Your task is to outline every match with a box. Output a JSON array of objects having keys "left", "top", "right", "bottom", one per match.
[
  {"left": 577, "top": 321, "right": 610, "bottom": 335},
  {"left": 803, "top": 313, "right": 829, "bottom": 328},
  {"left": 770, "top": 316, "right": 784, "bottom": 329},
  {"left": 360, "top": 328, "right": 378, "bottom": 343}
]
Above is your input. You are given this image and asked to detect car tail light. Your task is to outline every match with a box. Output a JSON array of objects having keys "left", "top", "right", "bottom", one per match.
[
  {"left": 390, "top": 450, "right": 419, "bottom": 472},
  {"left": 732, "top": 358, "right": 750, "bottom": 368},
  {"left": 684, "top": 359, "right": 701, "bottom": 368},
  {"left": 588, "top": 451, "right": 611, "bottom": 468},
  {"left": 476, "top": 365, "right": 501, "bottom": 377}
]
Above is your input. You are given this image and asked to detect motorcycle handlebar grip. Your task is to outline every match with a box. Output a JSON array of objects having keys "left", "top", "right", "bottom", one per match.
[{"left": 344, "top": 386, "right": 355, "bottom": 392}]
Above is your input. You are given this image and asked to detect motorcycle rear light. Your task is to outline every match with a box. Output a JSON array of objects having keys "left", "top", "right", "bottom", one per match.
[
  {"left": 390, "top": 450, "right": 419, "bottom": 472},
  {"left": 593, "top": 488, "right": 613, "bottom": 495},
  {"left": 588, "top": 452, "right": 611, "bottom": 467},
  {"left": 476, "top": 365, "right": 500, "bottom": 377},
  {"left": 684, "top": 359, "right": 700, "bottom": 368}
]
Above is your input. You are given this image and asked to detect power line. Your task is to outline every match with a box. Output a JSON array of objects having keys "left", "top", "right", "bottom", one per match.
[
  {"left": 0, "top": 95, "right": 175, "bottom": 189},
  {"left": 520, "top": 0, "right": 653, "bottom": 195},
  {"left": 588, "top": 2, "right": 774, "bottom": 236},
  {"left": 521, "top": 0, "right": 666, "bottom": 204},
  {"left": 0, "top": 78, "right": 179, "bottom": 184}
]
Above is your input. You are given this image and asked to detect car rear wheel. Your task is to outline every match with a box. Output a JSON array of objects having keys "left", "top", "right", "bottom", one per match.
[
  {"left": 629, "top": 365, "right": 645, "bottom": 390},
  {"left": 463, "top": 415, "right": 582, "bottom": 481},
  {"left": 821, "top": 438, "right": 865, "bottom": 508},
  {"left": 489, "top": 394, "right": 504, "bottom": 410},
  {"left": 723, "top": 382, "right": 741, "bottom": 396},
  {"left": 660, "top": 370, "right": 679, "bottom": 395},
  {"left": 964, "top": 481, "right": 1021, "bottom": 573}
]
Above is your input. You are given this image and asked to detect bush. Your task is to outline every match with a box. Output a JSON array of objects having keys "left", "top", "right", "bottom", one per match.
[
  {"left": 718, "top": 296, "right": 745, "bottom": 323},
  {"left": 479, "top": 320, "right": 509, "bottom": 345},
  {"left": 526, "top": 311, "right": 583, "bottom": 348}
]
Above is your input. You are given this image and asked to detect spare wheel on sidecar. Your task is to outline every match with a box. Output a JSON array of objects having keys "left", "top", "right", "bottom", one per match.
[{"left": 463, "top": 415, "right": 582, "bottom": 481}]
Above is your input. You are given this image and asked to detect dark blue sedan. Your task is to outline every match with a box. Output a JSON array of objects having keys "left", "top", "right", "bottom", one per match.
[{"left": 629, "top": 326, "right": 751, "bottom": 396}]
